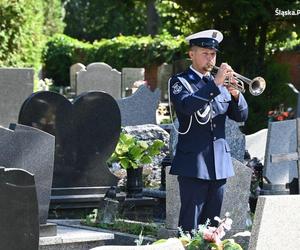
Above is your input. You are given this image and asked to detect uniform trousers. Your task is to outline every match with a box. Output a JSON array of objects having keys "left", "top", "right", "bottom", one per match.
[{"left": 178, "top": 175, "right": 226, "bottom": 232}]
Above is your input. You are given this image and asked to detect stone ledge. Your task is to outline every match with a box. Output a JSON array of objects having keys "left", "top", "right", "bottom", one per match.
[
  {"left": 49, "top": 219, "right": 156, "bottom": 246},
  {"left": 39, "top": 224, "right": 114, "bottom": 250}
]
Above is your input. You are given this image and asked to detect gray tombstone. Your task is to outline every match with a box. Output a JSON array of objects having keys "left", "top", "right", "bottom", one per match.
[
  {"left": 0, "top": 167, "right": 39, "bottom": 250},
  {"left": 161, "top": 159, "right": 252, "bottom": 237},
  {"left": 117, "top": 85, "right": 160, "bottom": 126},
  {"left": 0, "top": 124, "right": 55, "bottom": 224},
  {"left": 264, "top": 120, "right": 298, "bottom": 184},
  {"left": 220, "top": 158, "right": 252, "bottom": 233},
  {"left": 0, "top": 68, "right": 33, "bottom": 127},
  {"left": 225, "top": 119, "right": 246, "bottom": 162},
  {"left": 161, "top": 166, "right": 180, "bottom": 237},
  {"left": 157, "top": 63, "right": 173, "bottom": 101},
  {"left": 121, "top": 67, "right": 145, "bottom": 97},
  {"left": 70, "top": 63, "right": 85, "bottom": 93},
  {"left": 248, "top": 195, "right": 300, "bottom": 250},
  {"left": 77, "top": 62, "right": 121, "bottom": 99}
]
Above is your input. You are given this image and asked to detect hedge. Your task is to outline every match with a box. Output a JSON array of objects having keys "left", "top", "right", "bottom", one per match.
[
  {"left": 0, "top": 0, "right": 65, "bottom": 71},
  {"left": 42, "top": 33, "right": 187, "bottom": 86},
  {"left": 0, "top": 0, "right": 45, "bottom": 69}
]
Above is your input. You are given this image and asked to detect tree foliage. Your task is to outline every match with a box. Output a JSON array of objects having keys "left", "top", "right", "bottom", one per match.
[
  {"left": 43, "top": 0, "right": 65, "bottom": 36},
  {"left": 0, "top": 0, "right": 65, "bottom": 69},
  {"left": 172, "top": 0, "right": 299, "bottom": 75},
  {"left": 0, "top": 0, "right": 45, "bottom": 68},
  {"left": 63, "top": 0, "right": 147, "bottom": 41}
]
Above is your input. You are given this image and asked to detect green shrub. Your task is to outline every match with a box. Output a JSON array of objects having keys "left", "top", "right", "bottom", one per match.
[
  {"left": 42, "top": 34, "right": 93, "bottom": 86},
  {"left": 42, "top": 33, "right": 187, "bottom": 86},
  {"left": 0, "top": 0, "right": 45, "bottom": 69}
]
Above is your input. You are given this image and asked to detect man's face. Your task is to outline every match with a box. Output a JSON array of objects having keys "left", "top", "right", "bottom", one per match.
[{"left": 188, "top": 47, "right": 217, "bottom": 74}]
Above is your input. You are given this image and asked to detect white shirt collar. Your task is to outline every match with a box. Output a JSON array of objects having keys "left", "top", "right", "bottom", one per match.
[{"left": 190, "top": 65, "right": 211, "bottom": 79}]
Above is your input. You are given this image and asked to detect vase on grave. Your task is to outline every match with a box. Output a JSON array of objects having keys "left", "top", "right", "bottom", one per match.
[{"left": 126, "top": 167, "right": 143, "bottom": 198}]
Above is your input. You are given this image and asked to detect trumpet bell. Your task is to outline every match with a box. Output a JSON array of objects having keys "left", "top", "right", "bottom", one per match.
[{"left": 249, "top": 77, "right": 266, "bottom": 96}]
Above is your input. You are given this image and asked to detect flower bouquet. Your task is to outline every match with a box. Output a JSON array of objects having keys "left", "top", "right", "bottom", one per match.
[{"left": 178, "top": 213, "right": 243, "bottom": 250}]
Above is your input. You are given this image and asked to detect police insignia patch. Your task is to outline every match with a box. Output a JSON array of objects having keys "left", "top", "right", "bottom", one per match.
[{"left": 172, "top": 82, "right": 183, "bottom": 94}]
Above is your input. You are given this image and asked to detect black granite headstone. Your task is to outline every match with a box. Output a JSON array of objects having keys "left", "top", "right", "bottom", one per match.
[
  {"left": 18, "top": 91, "right": 121, "bottom": 188},
  {"left": 0, "top": 167, "right": 39, "bottom": 250},
  {"left": 0, "top": 124, "right": 55, "bottom": 225}
]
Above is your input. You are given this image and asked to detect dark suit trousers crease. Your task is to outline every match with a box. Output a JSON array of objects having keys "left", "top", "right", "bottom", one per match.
[{"left": 178, "top": 175, "right": 226, "bottom": 232}]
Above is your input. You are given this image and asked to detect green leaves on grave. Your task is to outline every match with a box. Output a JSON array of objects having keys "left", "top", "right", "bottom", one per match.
[{"left": 107, "top": 132, "right": 164, "bottom": 170}]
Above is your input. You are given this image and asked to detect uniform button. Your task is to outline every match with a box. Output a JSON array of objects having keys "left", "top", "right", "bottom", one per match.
[
  {"left": 210, "top": 93, "right": 214, "bottom": 96},
  {"left": 213, "top": 124, "right": 216, "bottom": 128},
  {"left": 213, "top": 137, "right": 217, "bottom": 140}
]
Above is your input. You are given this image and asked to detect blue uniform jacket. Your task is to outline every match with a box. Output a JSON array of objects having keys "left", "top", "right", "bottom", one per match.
[{"left": 169, "top": 67, "right": 248, "bottom": 180}]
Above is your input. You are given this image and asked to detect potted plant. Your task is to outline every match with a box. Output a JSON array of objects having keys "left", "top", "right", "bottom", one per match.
[{"left": 108, "top": 132, "right": 164, "bottom": 198}]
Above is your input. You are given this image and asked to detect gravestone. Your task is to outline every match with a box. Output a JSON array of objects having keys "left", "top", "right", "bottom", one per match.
[
  {"left": 225, "top": 119, "right": 246, "bottom": 162},
  {"left": 160, "top": 159, "right": 252, "bottom": 237},
  {"left": 117, "top": 85, "right": 160, "bottom": 126},
  {"left": 121, "top": 67, "right": 145, "bottom": 97},
  {"left": 263, "top": 120, "right": 298, "bottom": 186},
  {"left": 70, "top": 63, "right": 85, "bottom": 93},
  {"left": 246, "top": 128, "right": 268, "bottom": 162},
  {"left": 0, "top": 68, "right": 34, "bottom": 127},
  {"left": 157, "top": 63, "right": 173, "bottom": 101},
  {"left": 19, "top": 91, "right": 121, "bottom": 188},
  {"left": 0, "top": 124, "right": 55, "bottom": 225},
  {"left": 0, "top": 167, "right": 39, "bottom": 250},
  {"left": 248, "top": 195, "right": 300, "bottom": 250},
  {"left": 77, "top": 62, "right": 121, "bottom": 99},
  {"left": 220, "top": 158, "right": 252, "bottom": 233}
]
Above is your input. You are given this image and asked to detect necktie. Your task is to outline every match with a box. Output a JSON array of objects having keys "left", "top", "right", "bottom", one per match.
[{"left": 202, "top": 75, "right": 210, "bottom": 83}]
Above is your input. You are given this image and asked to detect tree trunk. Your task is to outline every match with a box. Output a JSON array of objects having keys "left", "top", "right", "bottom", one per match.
[{"left": 146, "top": 0, "right": 159, "bottom": 36}]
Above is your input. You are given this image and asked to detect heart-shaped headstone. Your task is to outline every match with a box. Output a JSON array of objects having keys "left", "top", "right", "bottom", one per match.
[{"left": 19, "top": 91, "right": 121, "bottom": 188}]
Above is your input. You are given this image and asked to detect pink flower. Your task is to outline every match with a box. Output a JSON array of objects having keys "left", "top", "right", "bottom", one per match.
[{"left": 203, "top": 226, "right": 223, "bottom": 245}]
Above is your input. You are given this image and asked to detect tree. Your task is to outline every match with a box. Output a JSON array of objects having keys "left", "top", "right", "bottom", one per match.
[
  {"left": 172, "top": 0, "right": 299, "bottom": 75},
  {"left": 146, "top": 0, "right": 160, "bottom": 36},
  {"left": 63, "top": 0, "right": 147, "bottom": 41},
  {"left": 43, "top": 0, "right": 65, "bottom": 36},
  {"left": 0, "top": 0, "right": 45, "bottom": 68}
]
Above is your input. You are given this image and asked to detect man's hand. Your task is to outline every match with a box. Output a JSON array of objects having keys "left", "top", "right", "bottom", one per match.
[
  {"left": 214, "top": 63, "right": 234, "bottom": 86},
  {"left": 214, "top": 63, "right": 240, "bottom": 100},
  {"left": 226, "top": 85, "right": 240, "bottom": 101}
]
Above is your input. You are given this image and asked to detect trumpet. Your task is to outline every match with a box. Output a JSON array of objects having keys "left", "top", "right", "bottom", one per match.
[{"left": 211, "top": 65, "right": 266, "bottom": 96}]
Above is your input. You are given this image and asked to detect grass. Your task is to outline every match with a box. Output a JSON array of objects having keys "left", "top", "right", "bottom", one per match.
[{"left": 82, "top": 209, "right": 160, "bottom": 238}]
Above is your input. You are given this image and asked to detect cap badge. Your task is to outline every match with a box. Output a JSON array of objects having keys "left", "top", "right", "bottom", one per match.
[{"left": 212, "top": 32, "right": 217, "bottom": 38}]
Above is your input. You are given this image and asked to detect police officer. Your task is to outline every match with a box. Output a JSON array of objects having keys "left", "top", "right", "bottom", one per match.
[{"left": 169, "top": 29, "right": 248, "bottom": 232}]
